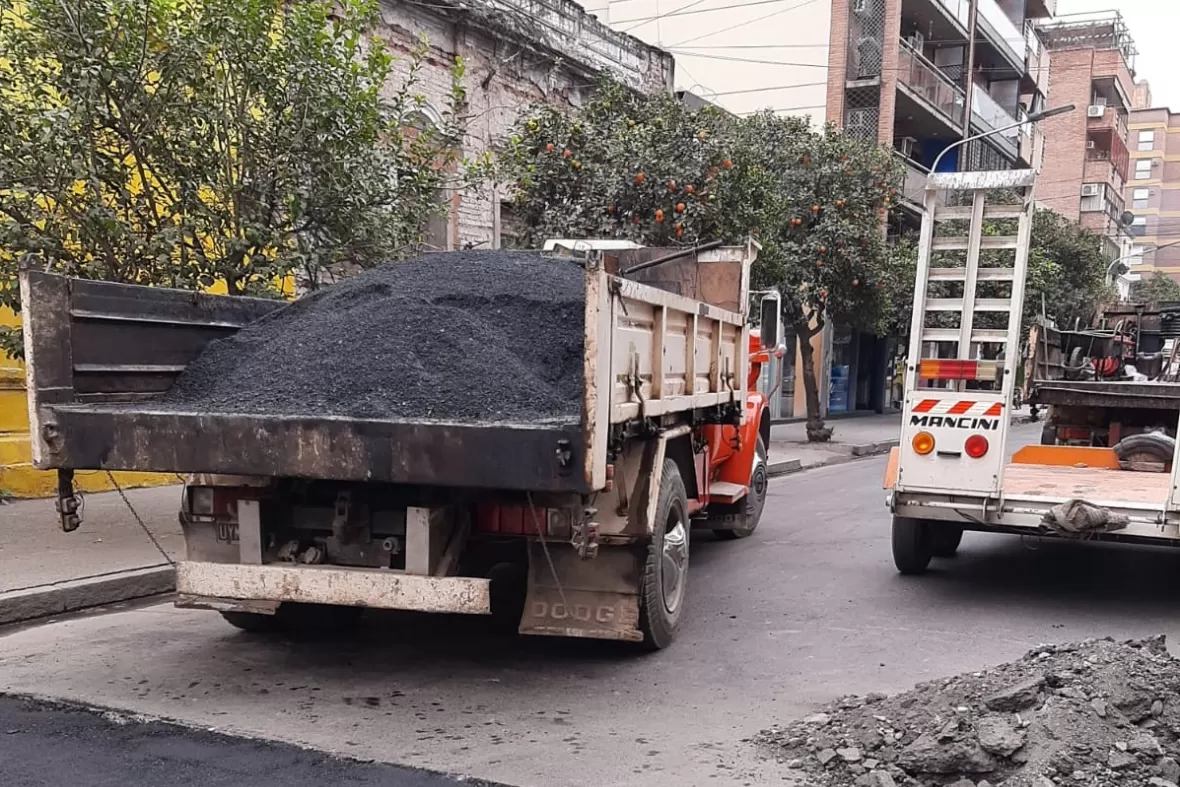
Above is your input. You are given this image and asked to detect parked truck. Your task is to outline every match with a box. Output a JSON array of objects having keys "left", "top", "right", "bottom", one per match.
[
  {"left": 1024, "top": 306, "right": 1180, "bottom": 469},
  {"left": 884, "top": 169, "right": 1180, "bottom": 571},
  {"left": 22, "top": 240, "right": 779, "bottom": 649}
]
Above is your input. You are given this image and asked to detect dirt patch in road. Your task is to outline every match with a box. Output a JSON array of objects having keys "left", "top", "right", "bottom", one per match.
[{"left": 758, "top": 636, "right": 1180, "bottom": 787}]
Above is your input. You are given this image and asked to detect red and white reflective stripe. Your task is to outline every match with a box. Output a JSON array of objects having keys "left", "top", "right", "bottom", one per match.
[{"left": 912, "top": 399, "right": 1004, "bottom": 417}]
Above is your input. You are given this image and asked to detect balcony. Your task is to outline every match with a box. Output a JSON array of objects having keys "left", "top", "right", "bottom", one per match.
[
  {"left": 935, "top": 0, "right": 970, "bottom": 30},
  {"left": 971, "top": 84, "right": 1020, "bottom": 158},
  {"left": 977, "top": 0, "right": 1025, "bottom": 69},
  {"left": 897, "top": 39, "right": 965, "bottom": 131},
  {"left": 1086, "top": 105, "right": 1127, "bottom": 139}
]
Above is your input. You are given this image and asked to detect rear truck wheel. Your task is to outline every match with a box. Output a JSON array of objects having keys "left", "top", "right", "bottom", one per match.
[
  {"left": 1113, "top": 432, "right": 1176, "bottom": 472},
  {"left": 638, "top": 457, "right": 689, "bottom": 650},
  {"left": 715, "top": 435, "right": 768, "bottom": 540},
  {"left": 277, "top": 602, "right": 364, "bottom": 639},
  {"left": 891, "top": 516, "right": 933, "bottom": 575},
  {"left": 929, "top": 526, "right": 964, "bottom": 558},
  {"left": 219, "top": 611, "right": 280, "bottom": 633}
]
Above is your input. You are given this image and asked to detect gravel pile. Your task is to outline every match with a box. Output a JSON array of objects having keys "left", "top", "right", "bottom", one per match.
[
  {"left": 757, "top": 636, "right": 1180, "bottom": 787},
  {"left": 162, "top": 251, "right": 586, "bottom": 423}
]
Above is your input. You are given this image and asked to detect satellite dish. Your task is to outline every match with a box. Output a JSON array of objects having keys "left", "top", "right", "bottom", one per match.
[{"left": 1121, "top": 211, "right": 1136, "bottom": 227}]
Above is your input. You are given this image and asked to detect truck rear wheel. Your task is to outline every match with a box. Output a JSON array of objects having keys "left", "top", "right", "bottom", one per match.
[
  {"left": 638, "top": 458, "right": 689, "bottom": 650},
  {"left": 715, "top": 436, "right": 768, "bottom": 540},
  {"left": 891, "top": 516, "right": 933, "bottom": 575},
  {"left": 219, "top": 611, "right": 279, "bottom": 633},
  {"left": 929, "top": 526, "right": 963, "bottom": 558}
]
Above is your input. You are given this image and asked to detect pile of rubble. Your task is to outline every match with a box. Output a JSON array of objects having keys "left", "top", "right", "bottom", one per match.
[{"left": 757, "top": 636, "right": 1180, "bottom": 787}]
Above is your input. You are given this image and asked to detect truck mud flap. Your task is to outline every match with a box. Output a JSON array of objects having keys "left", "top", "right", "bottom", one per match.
[{"left": 519, "top": 541, "right": 643, "bottom": 642}]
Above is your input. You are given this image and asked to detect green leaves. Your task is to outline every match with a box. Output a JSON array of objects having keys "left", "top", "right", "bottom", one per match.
[
  {"left": 1130, "top": 272, "right": 1180, "bottom": 304},
  {"left": 492, "top": 77, "right": 904, "bottom": 339},
  {"left": 0, "top": 0, "right": 466, "bottom": 355}
]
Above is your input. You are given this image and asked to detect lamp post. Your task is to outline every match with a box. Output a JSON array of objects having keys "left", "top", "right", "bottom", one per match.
[{"left": 1107, "top": 237, "right": 1180, "bottom": 287}]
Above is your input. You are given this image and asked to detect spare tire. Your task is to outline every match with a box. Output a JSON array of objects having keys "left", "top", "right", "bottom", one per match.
[{"left": 1113, "top": 432, "right": 1176, "bottom": 472}]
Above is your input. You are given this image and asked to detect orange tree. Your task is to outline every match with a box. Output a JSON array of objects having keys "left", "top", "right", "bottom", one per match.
[{"left": 493, "top": 78, "right": 905, "bottom": 441}]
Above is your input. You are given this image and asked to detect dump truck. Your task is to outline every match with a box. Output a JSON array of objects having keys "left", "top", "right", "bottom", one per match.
[
  {"left": 22, "top": 241, "right": 779, "bottom": 649},
  {"left": 1024, "top": 307, "right": 1180, "bottom": 469},
  {"left": 884, "top": 169, "right": 1180, "bottom": 571}
]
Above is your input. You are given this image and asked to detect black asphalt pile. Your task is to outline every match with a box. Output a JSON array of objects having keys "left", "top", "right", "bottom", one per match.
[
  {"left": 757, "top": 636, "right": 1180, "bottom": 787},
  {"left": 162, "top": 251, "right": 586, "bottom": 423}
]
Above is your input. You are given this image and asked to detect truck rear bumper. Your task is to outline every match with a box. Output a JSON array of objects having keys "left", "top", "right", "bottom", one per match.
[{"left": 174, "top": 561, "right": 491, "bottom": 615}]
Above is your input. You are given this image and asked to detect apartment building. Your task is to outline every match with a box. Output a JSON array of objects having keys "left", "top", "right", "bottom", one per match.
[
  {"left": 1035, "top": 11, "right": 1137, "bottom": 264},
  {"left": 1125, "top": 106, "right": 1180, "bottom": 281}
]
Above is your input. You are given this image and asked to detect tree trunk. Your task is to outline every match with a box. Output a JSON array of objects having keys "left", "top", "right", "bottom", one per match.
[{"left": 795, "top": 319, "right": 833, "bottom": 443}]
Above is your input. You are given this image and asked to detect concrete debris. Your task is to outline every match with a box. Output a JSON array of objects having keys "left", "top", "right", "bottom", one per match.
[
  {"left": 162, "top": 251, "right": 586, "bottom": 424},
  {"left": 757, "top": 636, "right": 1180, "bottom": 787}
]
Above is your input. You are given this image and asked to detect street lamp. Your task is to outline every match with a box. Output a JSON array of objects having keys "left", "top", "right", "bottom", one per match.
[
  {"left": 928, "top": 104, "right": 1077, "bottom": 176},
  {"left": 1106, "top": 237, "right": 1180, "bottom": 284}
]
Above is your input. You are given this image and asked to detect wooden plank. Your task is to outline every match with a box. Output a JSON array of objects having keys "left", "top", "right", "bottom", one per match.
[
  {"left": 583, "top": 268, "right": 613, "bottom": 492},
  {"left": 1003, "top": 463, "right": 1170, "bottom": 506},
  {"left": 175, "top": 561, "right": 491, "bottom": 615},
  {"left": 612, "top": 276, "right": 744, "bottom": 327},
  {"left": 21, "top": 270, "right": 75, "bottom": 466},
  {"left": 932, "top": 235, "right": 1019, "bottom": 251}
]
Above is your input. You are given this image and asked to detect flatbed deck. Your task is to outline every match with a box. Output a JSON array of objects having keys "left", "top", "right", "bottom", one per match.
[{"left": 893, "top": 462, "right": 1180, "bottom": 543}]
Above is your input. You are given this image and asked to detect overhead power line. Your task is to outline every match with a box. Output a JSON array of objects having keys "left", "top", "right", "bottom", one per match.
[
  {"left": 669, "top": 0, "right": 824, "bottom": 47},
  {"left": 615, "top": 0, "right": 800, "bottom": 27}
]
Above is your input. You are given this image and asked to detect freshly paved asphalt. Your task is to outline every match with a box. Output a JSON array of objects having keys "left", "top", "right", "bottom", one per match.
[{"left": 5, "top": 423, "right": 1180, "bottom": 787}]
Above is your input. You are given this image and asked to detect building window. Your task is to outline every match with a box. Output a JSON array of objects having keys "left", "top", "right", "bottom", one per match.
[
  {"left": 1136, "top": 159, "right": 1153, "bottom": 180},
  {"left": 1131, "top": 216, "right": 1148, "bottom": 236},
  {"left": 1080, "top": 184, "right": 1104, "bottom": 213},
  {"left": 1129, "top": 245, "right": 1146, "bottom": 265},
  {"left": 1139, "top": 130, "right": 1156, "bottom": 151},
  {"left": 1133, "top": 188, "right": 1150, "bottom": 209}
]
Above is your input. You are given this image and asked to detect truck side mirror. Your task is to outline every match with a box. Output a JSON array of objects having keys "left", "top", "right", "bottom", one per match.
[{"left": 759, "top": 297, "right": 779, "bottom": 349}]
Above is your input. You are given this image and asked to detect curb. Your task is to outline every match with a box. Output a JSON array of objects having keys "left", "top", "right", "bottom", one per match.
[
  {"left": 767, "top": 440, "right": 899, "bottom": 478},
  {"left": 0, "top": 565, "right": 175, "bottom": 626}
]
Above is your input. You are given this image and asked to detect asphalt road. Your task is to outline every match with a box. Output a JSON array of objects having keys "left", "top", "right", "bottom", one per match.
[
  {"left": 0, "top": 694, "right": 494, "bottom": 787},
  {"left": 5, "top": 422, "right": 1180, "bottom": 787}
]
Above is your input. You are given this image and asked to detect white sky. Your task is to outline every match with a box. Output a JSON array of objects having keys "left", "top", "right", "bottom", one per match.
[{"left": 1054, "top": 0, "right": 1178, "bottom": 110}]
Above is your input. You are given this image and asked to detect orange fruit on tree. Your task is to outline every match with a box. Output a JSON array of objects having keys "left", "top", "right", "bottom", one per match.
[
  {"left": 818, "top": 245, "right": 827, "bottom": 254},
  {"left": 852, "top": 279, "right": 859, "bottom": 286},
  {"left": 563, "top": 148, "right": 572, "bottom": 158},
  {"left": 675, "top": 202, "right": 686, "bottom": 213},
  {"left": 811, "top": 204, "right": 820, "bottom": 213},
  {"left": 668, "top": 180, "right": 677, "bottom": 191},
  {"left": 635, "top": 172, "right": 646, "bottom": 185},
  {"left": 684, "top": 184, "right": 695, "bottom": 195},
  {"left": 546, "top": 143, "right": 555, "bottom": 153},
  {"left": 722, "top": 159, "right": 733, "bottom": 170},
  {"left": 655, "top": 209, "right": 665, "bottom": 222},
  {"left": 675, "top": 223, "right": 684, "bottom": 238}
]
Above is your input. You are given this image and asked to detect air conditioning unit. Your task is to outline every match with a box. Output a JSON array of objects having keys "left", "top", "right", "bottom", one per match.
[
  {"left": 1081, "top": 184, "right": 1102, "bottom": 197},
  {"left": 899, "top": 136, "right": 918, "bottom": 157},
  {"left": 1087, "top": 105, "right": 1106, "bottom": 118},
  {"left": 1086, "top": 140, "right": 1096, "bottom": 149},
  {"left": 852, "top": 0, "right": 868, "bottom": 13}
]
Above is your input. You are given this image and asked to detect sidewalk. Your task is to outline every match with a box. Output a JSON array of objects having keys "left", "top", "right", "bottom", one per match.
[
  {"left": 0, "top": 485, "right": 182, "bottom": 624},
  {"left": 767, "top": 412, "right": 902, "bottom": 476}
]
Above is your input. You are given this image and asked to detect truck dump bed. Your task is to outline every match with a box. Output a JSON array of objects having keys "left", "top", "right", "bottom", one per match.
[{"left": 22, "top": 244, "right": 755, "bottom": 494}]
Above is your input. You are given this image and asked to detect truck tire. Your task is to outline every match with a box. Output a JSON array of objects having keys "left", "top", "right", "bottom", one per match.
[
  {"left": 277, "top": 602, "right": 364, "bottom": 639},
  {"left": 715, "top": 436, "right": 768, "bottom": 540},
  {"left": 929, "top": 526, "right": 963, "bottom": 558},
  {"left": 891, "top": 516, "right": 933, "bottom": 575},
  {"left": 219, "top": 611, "right": 280, "bottom": 633},
  {"left": 1113, "top": 432, "right": 1175, "bottom": 472},
  {"left": 638, "top": 458, "right": 689, "bottom": 650}
]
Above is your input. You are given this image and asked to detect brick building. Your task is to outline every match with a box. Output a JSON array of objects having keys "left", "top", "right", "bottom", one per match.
[
  {"left": 378, "top": 0, "right": 674, "bottom": 251},
  {"left": 1125, "top": 105, "right": 1180, "bottom": 281},
  {"left": 1035, "top": 11, "right": 1138, "bottom": 266}
]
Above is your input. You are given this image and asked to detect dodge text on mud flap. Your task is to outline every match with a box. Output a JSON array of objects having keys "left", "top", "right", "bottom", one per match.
[{"left": 909, "top": 415, "right": 1001, "bottom": 431}]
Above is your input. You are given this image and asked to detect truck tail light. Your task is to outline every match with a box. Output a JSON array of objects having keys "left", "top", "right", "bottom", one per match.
[
  {"left": 475, "top": 503, "right": 571, "bottom": 538},
  {"left": 918, "top": 359, "right": 999, "bottom": 381},
  {"left": 186, "top": 486, "right": 249, "bottom": 518},
  {"left": 912, "top": 432, "right": 935, "bottom": 455},
  {"left": 965, "top": 434, "right": 990, "bottom": 458}
]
